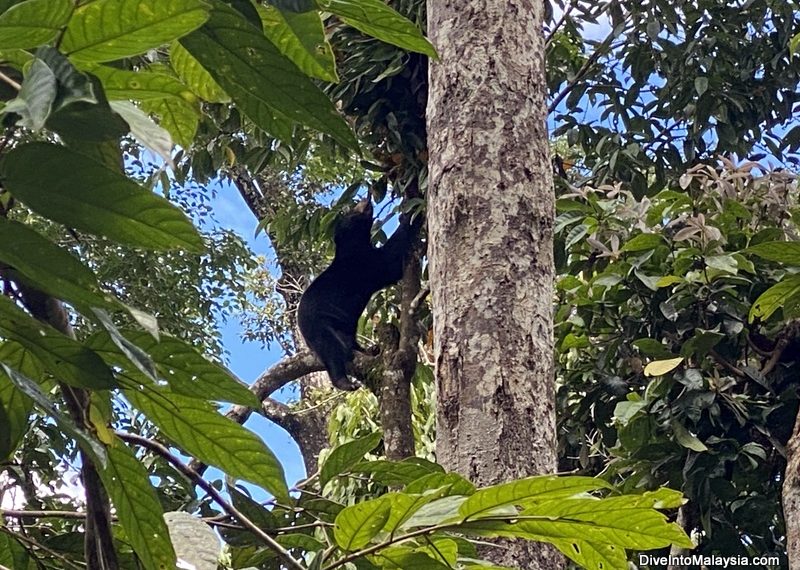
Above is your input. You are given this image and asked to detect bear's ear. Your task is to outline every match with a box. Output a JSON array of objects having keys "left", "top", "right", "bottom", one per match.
[{"left": 353, "top": 197, "right": 373, "bottom": 217}]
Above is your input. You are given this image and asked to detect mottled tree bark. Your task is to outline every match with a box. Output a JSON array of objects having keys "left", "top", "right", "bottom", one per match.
[
  {"left": 427, "top": 1, "right": 558, "bottom": 568},
  {"left": 784, "top": 409, "right": 800, "bottom": 566}
]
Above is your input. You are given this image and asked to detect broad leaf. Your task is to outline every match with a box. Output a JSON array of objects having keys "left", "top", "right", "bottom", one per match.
[
  {"left": 2, "top": 58, "right": 56, "bottom": 131},
  {"left": 747, "top": 241, "right": 800, "bottom": 265},
  {"left": 749, "top": 275, "right": 800, "bottom": 321},
  {"left": 333, "top": 497, "right": 391, "bottom": 550},
  {"left": 350, "top": 457, "right": 443, "bottom": 487},
  {"left": 0, "top": 362, "right": 107, "bottom": 463},
  {"left": 140, "top": 96, "right": 200, "bottom": 149},
  {"left": 318, "top": 0, "right": 436, "bottom": 57},
  {"left": 0, "top": 295, "right": 115, "bottom": 390},
  {"left": 2, "top": 143, "right": 204, "bottom": 252},
  {"left": 90, "top": 330, "right": 259, "bottom": 407},
  {"left": 180, "top": 0, "right": 356, "bottom": 148},
  {"left": 62, "top": 0, "right": 210, "bottom": 63},
  {"left": 100, "top": 441, "right": 177, "bottom": 570},
  {"left": 169, "top": 41, "right": 229, "bottom": 103},
  {"left": 109, "top": 101, "right": 174, "bottom": 164},
  {"left": 643, "top": 357, "right": 683, "bottom": 377},
  {"left": 0, "top": 343, "right": 40, "bottom": 460},
  {"left": 124, "top": 387, "right": 289, "bottom": 501},
  {"left": 258, "top": 4, "right": 337, "bottom": 82},
  {"left": 320, "top": 430, "right": 382, "bottom": 489},
  {"left": 90, "top": 65, "right": 195, "bottom": 102},
  {"left": 0, "top": 0, "right": 71, "bottom": 49},
  {"left": 0, "top": 217, "right": 118, "bottom": 311},
  {"left": 459, "top": 475, "right": 611, "bottom": 520}
]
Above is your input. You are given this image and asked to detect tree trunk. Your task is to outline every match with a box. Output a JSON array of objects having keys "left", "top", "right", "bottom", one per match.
[
  {"left": 426, "top": 1, "right": 558, "bottom": 567},
  {"left": 784, "top": 409, "right": 800, "bottom": 565}
]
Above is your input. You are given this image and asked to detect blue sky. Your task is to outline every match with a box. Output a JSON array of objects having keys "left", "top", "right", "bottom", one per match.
[{"left": 209, "top": 180, "right": 307, "bottom": 495}]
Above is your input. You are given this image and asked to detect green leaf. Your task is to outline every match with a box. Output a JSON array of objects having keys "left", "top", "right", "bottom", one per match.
[
  {"left": 461, "top": 495, "right": 693, "bottom": 553},
  {"left": 2, "top": 57, "right": 56, "bottom": 131},
  {"left": 180, "top": 0, "right": 356, "bottom": 148},
  {"left": 0, "top": 0, "right": 71, "bottom": 49},
  {"left": 791, "top": 31, "right": 800, "bottom": 57},
  {"left": 267, "top": 0, "right": 315, "bottom": 12},
  {"left": 694, "top": 77, "right": 708, "bottom": 96},
  {"left": 99, "top": 441, "right": 177, "bottom": 570},
  {"left": 0, "top": 362, "right": 107, "bottom": 463},
  {"left": 320, "top": 430, "right": 382, "bottom": 489},
  {"left": 350, "top": 457, "right": 443, "bottom": 487},
  {"left": 749, "top": 275, "right": 800, "bottom": 322},
  {"left": 139, "top": 96, "right": 199, "bottom": 150},
  {"left": 459, "top": 475, "right": 611, "bottom": 520},
  {"left": 631, "top": 338, "right": 674, "bottom": 359},
  {"left": 89, "top": 65, "right": 195, "bottom": 102},
  {"left": 90, "top": 330, "right": 258, "bottom": 407},
  {"left": 621, "top": 233, "right": 663, "bottom": 252},
  {"left": 0, "top": 218, "right": 118, "bottom": 311},
  {"left": 548, "top": 538, "right": 628, "bottom": 570},
  {"left": 670, "top": 419, "right": 708, "bottom": 452},
  {"left": 0, "top": 295, "right": 116, "bottom": 390},
  {"left": 170, "top": 41, "right": 229, "bottom": 102},
  {"left": 0, "top": 343, "right": 40, "bottom": 460},
  {"left": 318, "top": 0, "right": 436, "bottom": 58},
  {"left": 746, "top": 241, "right": 800, "bottom": 265},
  {"left": 2, "top": 142, "right": 204, "bottom": 252},
  {"left": 258, "top": 4, "right": 338, "bottom": 82},
  {"left": 62, "top": 0, "right": 210, "bottom": 63},
  {"left": 124, "top": 387, "right": 289, "bottom": 501},
  {"left": 333, "top": 497, "right": 391, "bottom": 550},
  {"left": 372, "top": 546, "right": 451, "bottom": 569}
]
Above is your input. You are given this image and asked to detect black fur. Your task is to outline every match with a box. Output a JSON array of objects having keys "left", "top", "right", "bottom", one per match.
[{"left": 297, "top": 199, "right": 419, "bottom": 390}]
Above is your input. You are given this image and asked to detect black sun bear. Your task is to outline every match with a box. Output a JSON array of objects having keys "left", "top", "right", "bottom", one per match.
[{"left": 297, "top": 198, "right": 419, "bottom": 390}]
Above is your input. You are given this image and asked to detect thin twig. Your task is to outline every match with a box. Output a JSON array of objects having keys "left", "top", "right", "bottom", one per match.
[
  {"left": 116, "top": 432, "right": 306, "bottom": 570},
  {"left": 0, "top": 526, "right": 85, "bottom": 570},
  {"left": 1, "top": 509, "right": 86, "bottom": 520},
  {"left": 0, "top": 69, "right": 20, "bottom": 91},
  {"left": 549, "top": 34, "right": 613, "bottom": 114},
  {"left": 545, "top": 3, "right": 575, "bottom": 47}
]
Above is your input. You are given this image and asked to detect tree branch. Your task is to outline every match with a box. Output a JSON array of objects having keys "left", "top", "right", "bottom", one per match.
[{"left": 116, "top": 432, "right": 306, "bottom": 570}]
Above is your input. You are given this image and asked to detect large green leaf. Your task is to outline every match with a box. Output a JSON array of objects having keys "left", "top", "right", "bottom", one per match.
[
  {"left": 258, "top": 4, "right": 337, "bottom": 82},
  {"left": 333, "top": 497, "right": 391, "bottom": 550},
  {"left": 350, "top": 457, "right": 443, "bottom": 487},
  {"left": 62, "top": 0, "right": 210, "bottom": 63},
  {"left": 460, "top": 494, "right": 693, "bottom": 555},
  {"left": 0, "top": 295, "right": 115, "bottom": 390},
  {"left": 89, "top": 65, "right": 195, "bottom": 101},
  {"left": 746, "top": 241, "right": 800, "bottom": 265},
  {"left": 2, "top": 143, "right": 204, "bottom": 252},
  {"left": 124, "top": 387, "right": 289, "bottom": 502},
  {"left": 99, "top": 441, "right": 177, "bottom": 570},
  {"left": 169, "top": 41, "right": 229, "bottom": 103},
  {"left": 88, "top": 330, "right": 259, "bottom": 407},
  {"left": 372, "top": 546, "right": 451, "bottom": 569},
  {"left": 318, "top": 0, "right": 435, "bottom": 57},
  {"left": 459, "top": 475, "right": 611, "bottom": 520},
  {"left": 139, "top": 96, "right": 199, "bottom": 149},
  {"left": 0, "top": 362, "right": 107, "bottom": 463},
  {"left": 180, "top": 0, "right": 356, "bottom": 148},
  {"left": 749, "top": 275, "right": 800, "bottom": 321},
  {"left": 548, "top": 538, "right": 628, "bottom": 570},
  {"left": 319, "top": 430, "right": 382, "bottom": 489},
  {"left": 0, "top": 218, "right": 118, "bottom": 311},
  {"left": 0, "top": 0, "right": 71, "bottom": 49},
  {"left": 2, "top": 58, "right": 56, "bottom": 131},
  {"left": 0, "top": 343, "right": 40, "bottom": 460}
]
